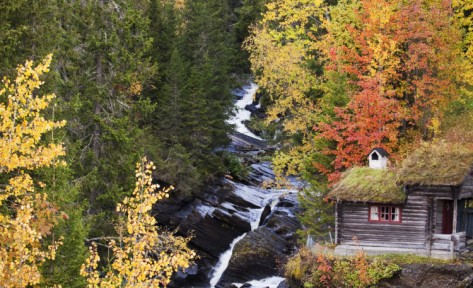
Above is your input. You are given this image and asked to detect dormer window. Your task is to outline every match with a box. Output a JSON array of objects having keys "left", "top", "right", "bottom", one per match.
[{"left": 368, "top": 148, "right": 389, "bottom": 169}]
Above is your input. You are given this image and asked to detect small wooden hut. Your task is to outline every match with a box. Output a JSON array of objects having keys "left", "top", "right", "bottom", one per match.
[{"left": 329, "top": 143, "right": 473, "bottom": 258}]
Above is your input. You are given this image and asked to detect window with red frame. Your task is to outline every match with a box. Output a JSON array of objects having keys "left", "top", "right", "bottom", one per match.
[{"left": 369, "top": 205, "right": 401, "bottom": 223}]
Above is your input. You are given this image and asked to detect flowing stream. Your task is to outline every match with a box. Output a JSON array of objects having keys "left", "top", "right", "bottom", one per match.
[
  {"left": 208, "top": 233, "right": 247, "bottom": 287},
  {"left": 208, "top": 183, "right": 287, "bottom": 287},
  {"left": 227, "top": 83, "right": 262, "bottom": 140},
  {"left": 206, "top": 82, "right": 286, "bottom": 288}
]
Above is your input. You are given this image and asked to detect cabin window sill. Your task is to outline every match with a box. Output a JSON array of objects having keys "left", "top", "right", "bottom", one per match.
[{"left": 368, "top": 205, "right": 402, "bottom": 223}]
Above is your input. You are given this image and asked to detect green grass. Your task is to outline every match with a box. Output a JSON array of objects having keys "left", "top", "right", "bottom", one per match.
[
  {"left": 328, "top": 167, "right": 405, "bottom": 203},
  {"left": 370, "top": 253, "right": 454, "bottom": 265}
]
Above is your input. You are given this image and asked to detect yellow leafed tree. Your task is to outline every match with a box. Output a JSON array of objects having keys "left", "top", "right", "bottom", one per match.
[
  {"left": 0, "top": 55, "right": 66, "bottom": 287},
  {"left": 81, "top": 157, "right": 195, "bottom": 287}
]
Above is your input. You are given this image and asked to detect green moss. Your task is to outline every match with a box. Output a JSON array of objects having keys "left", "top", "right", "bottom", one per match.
[
  {"left": 327, "top": 167, "right": 405, "bottom": 204},
  {"left": 372, "top": 254, "right": 452, "bottom": 265},
  {"left": 397, "top": 141, "right": 473, "bottom": 186}
]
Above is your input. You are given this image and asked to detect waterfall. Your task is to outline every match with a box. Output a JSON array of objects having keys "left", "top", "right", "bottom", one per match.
[
  {"left": 208, "top": 233, "right": 247, "bottom": 287},
  {"left": 227, "top": 83, "right": 262, "bottom": 140},
  {"left": 208, "top": 189, "right": 273, "bottom": 287},
  {"left": 206, "top": 81, "right": 291, "bottom": 288}
]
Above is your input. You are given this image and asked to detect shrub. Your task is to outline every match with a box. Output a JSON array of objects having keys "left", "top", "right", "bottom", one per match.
[
  {"left": 285, "top": 247, "right": 400, "bottom": 288},
  {"left": 222, "top": 152, "right": 249, "bottom": 181}
]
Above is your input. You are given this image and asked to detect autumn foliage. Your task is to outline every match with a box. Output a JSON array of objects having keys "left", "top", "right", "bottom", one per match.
[
  {"left": 284, "top": 247, "right": 399, "bottom": 288},
  {"left": 81, "top": 157, "right": 195, "bottom": 287},
  {"left": 0, "top": 55, "right": 66, "bottom": 287},
  {"left": 247, "top": 0, "right": 472, "bottom": 182}
]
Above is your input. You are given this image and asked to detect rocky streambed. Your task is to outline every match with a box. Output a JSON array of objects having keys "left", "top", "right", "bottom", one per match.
[
  {"left": 154, "top": 150, "right": 301, "bottom": 288},
  {"left": 153, "top": 83, "right": 302, "bottom": 287}
]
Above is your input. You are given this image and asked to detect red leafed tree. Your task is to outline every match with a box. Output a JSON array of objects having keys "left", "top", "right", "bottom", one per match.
[
  {"left": 317, "top": 77, "right": 402, "bottom": 183},
  {"left": 316, "top": 0, "right": 404, "bottom": 182},
  {"left": 316, "top": 0, "right": 462, "bottom": 182}
]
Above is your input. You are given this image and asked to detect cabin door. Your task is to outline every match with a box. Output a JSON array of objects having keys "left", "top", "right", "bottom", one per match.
[{"left": 442, "top": 200, "right": 454, "bottom": 234}]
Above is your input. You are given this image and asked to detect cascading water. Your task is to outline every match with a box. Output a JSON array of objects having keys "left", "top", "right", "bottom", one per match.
[
  {"left": 208, "top": 233, "right": 247, "bottom": 287},
  {"left": 206, "top": 82, "right": 288, "bottom": 288},
  {"left": 208, "top": 183, "right": 288, "bottom": 288},
  {"left": 233, "top": 276, "right": 286, "bottom": 288},
  {"left": 227, "top": 83, "right": 262, "bottom": 140}
]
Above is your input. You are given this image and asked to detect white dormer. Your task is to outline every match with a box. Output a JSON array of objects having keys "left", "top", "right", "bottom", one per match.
[{"left": 368, "top": 148, "right": 389, "bottom": 169}]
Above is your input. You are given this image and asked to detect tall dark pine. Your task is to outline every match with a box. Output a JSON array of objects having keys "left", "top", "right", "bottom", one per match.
[
  {"left": 146, "top": 0, "right": 236, "bottom": 196},
  {"left": 56, "top": 0, "right": 156, "bottom": 226}
]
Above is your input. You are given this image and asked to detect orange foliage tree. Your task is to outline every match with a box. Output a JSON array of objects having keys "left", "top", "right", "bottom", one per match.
[{"left": 316, "top": 0, "right": 464, "bottom": 182}]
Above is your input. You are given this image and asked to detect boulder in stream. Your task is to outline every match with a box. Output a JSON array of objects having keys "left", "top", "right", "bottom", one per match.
[{"left": 216, "top": 195, "right": 301, "bottom": 287}]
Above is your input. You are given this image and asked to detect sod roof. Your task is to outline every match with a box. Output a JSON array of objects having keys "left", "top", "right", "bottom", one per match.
[
  {"left": 397, "top": 141, "right": 473, "bottom": 186},
  {"left": 328, "top": 167, "right": 405, "bottom": 204}
]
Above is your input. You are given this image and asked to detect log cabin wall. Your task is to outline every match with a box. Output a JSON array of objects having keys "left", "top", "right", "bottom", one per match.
[
  {"left": 460, "top": 172, "right": 473, "bottom": 199},
  {"left": 339, "top": 195, "right": 430, "bottom": 249},
  {"left": 409, "top": 186, "right": 454, "bottom": 199}
]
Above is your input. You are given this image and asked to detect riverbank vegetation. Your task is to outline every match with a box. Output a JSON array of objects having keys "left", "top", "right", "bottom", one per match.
[{"left": 285, "top": 247, "right": 400, "bottom": 288}]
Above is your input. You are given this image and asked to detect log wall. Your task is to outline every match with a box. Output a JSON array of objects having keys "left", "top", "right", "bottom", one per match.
[
  {"left": 339, "top": 195, "right": 429, "bottom": 249},
  {"left": 431, "top": 232, "right": 466, "bottom": 251},
  {"left": 460, "top": 171, "right": 473, "bottom": 199}
]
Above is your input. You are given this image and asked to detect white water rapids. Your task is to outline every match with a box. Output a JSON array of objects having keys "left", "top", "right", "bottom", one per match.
[
  {"left": 208, "top": 233, "right": 247, "bottom": 287},
  {"left": 233, "top": 277, "right": 286, "bottom": 288},
  {"left": 207, "top": 82, "right": 286, "bottom": 288},
  {"left": 208, "top": 184, "right": 287, "bottom": 288},
  {"left": 227, "top": 83, "right": 262, "bottom": 140}
]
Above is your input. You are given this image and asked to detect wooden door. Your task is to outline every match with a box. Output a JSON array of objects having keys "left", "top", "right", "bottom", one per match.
[{"left": 442, "top": 200, "right": 454, "bottom": 234}]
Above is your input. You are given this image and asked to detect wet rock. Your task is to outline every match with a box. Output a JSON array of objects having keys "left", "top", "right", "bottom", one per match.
[
  {"left": 276, "top": 200, "right": 295, "bottom": 208},
  {"left": 264, "top": 210, "right": 301, "bottom": 240},
  {"left": 244, "top": 104, "right": 267, "bottom": 119},
  {"left": 277, "top": 281, "right": 289, "bottom": 288},
  {"left": 226, "top": 193, "right": 261, "bottom": 209},
  {"left": 217, "top": 226, "right": 288, "bottom": 286},
  {"left": 161, "top": 127, "right": 302, "bottom": 287},
  {"left": 229, "top": 132, "right": 267, "bottom": 151},
  {"left": 179, "top": 209, "right": 244, "bottom": 259},
  {"left": 213, "top": 208, "right": 252, "bottom": 232},
  {"left": 258, "top": 204, "right": 271, "bottom": 227},
  {"left": 233, "top": 88, "right": 246, "bottom": 100},
  {"left": 153, "top": 197, "right": 193, "bottom": 229},
  {"left": 217, "top": 200, "right": 301, "bottom": 287},
  {"left": 172, "top": 264, "right": 199, "bottom": 285},
  {"left": 377, "top": 264, "right": 473, "bottom": 288},
  {"left": 246, "top": 163, "right": 276, "bottom": 186}
]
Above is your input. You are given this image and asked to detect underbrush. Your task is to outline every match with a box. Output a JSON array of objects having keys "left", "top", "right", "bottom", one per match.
[
  {"left": 285, "top": 247, "right": 400, "bottom": 288},
  {"left": 221, "top": 152, "right": 249, "bottom": 181}
]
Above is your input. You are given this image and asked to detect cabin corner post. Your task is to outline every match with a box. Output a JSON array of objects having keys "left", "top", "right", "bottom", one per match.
[
  {"left": 335, "top": 202, "right": 341, "bottom": 244},
  {"left": 453, "top": 187, "right": 458, "bottom": 234},
  {"left": 427, "top": 197, "right": 433, "bottom": 257}
]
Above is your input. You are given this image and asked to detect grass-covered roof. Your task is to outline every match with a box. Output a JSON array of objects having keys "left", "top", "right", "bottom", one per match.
[
  {"left": 328, "top": 167, "right": 405, "bottom": 204},
  {"left": 397, "top": 141, "right": 473, "bottom": 186}
]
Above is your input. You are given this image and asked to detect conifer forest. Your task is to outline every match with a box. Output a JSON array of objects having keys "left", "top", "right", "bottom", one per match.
[{"left": 0, "top": 0, "right": 473, "bottom": 287}]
